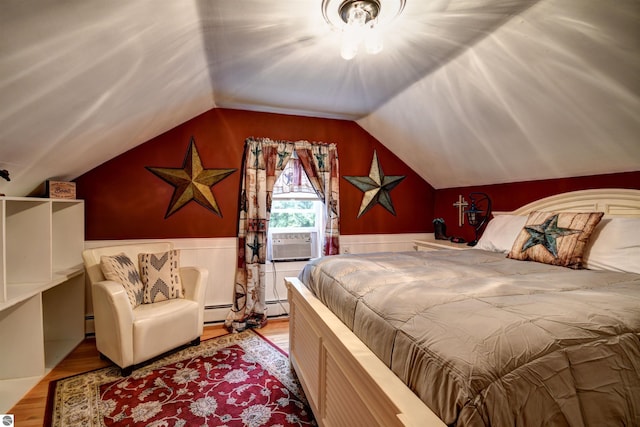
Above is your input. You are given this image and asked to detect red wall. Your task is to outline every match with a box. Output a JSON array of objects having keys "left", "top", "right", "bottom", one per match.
[
  {"left": 76, "top": 108, "right": 436, "bottom": 240},
  {"left": 76, "top": 107, "right": 638, "bottom": 241},
  {"left": 434, "top": 171, "right": 640, "bottom": 242}
]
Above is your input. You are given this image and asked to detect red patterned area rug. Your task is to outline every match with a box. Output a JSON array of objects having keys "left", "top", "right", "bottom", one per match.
[{"left": 45, "top": 330, "right": 316, "bottom": 426}]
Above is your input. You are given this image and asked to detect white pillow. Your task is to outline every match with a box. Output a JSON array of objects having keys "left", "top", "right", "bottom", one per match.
[
  {"left": 583, "top": 217, "right": 640, "bottom": 274},
  {"left": 474, "top": 214, "right": 528, "bottom": 253}
]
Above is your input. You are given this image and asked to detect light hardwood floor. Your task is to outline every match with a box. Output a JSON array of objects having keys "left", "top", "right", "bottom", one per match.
[{"left": 9, "top": 318, "right": 290, "bottom": 426}]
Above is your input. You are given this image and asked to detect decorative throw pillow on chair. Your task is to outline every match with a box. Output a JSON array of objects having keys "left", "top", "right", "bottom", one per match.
[
  {"left": 138, "top": 250, "right": 184, "bottom": 303},
  {"left": 100, "top": 253, "right": 144, "bottom": 308}
]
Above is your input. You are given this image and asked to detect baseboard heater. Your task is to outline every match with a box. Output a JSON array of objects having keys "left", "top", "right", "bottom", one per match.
[{"left": 270, "top": 232, "right": 317, "bottom": 261}]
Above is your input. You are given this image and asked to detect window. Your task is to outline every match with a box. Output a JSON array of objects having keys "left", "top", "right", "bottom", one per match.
[
  {"left": 268, "top": 156, "right": 324, "bottom": 260},
  {"left": 270, "top": 196, "right": 323, "bottom": 231}
]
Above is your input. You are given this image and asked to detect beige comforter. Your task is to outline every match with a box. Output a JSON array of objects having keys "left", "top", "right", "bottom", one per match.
[{"left": 299, "top": 249, "right": 640, "bottom": 426}]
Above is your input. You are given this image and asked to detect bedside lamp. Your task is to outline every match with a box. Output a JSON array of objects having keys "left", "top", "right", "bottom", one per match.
[{"left": 464, "top": 192, "right": 492, "bottom": 246}]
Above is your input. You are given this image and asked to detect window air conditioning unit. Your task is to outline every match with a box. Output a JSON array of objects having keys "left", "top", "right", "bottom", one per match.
[{"left": 270, "top": 232, "right": 318, "bottom": 261}]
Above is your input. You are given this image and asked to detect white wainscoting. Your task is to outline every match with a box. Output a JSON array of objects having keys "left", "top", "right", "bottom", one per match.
[{"left": 83, "top": 233, "right": 430, "bottom": 333}]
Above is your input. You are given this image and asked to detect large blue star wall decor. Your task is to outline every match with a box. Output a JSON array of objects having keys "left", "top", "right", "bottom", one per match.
[
  {"left": 522, "top": 214, "right": 581, "bottom": 258},
  {"left": 146, "top": 137, "right": 236, "bottom": 218},
  {"left": 343, "top": 150, "right": 406, "bottom": 218}
]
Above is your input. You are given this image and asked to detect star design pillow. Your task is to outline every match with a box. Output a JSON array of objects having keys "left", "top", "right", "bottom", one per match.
[{"left": 507, "top": 211, "right": 604, "bottom": 269}]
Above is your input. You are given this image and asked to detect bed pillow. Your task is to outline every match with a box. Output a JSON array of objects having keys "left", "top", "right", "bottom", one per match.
[
  {"left": 139, "top": 250, "right": 184, "bottom": 303},
  {"left": 474, "top": 215, "right": 528, "bottom": 253},
  {"left": 100, "top": 253, "right": 144, "bottom": 308},
  {"left": 507, "top": 211, "right": 604, "bottom": 269},
  {"left": 583, "top": 217, "right": 640, "bottom": 274}
]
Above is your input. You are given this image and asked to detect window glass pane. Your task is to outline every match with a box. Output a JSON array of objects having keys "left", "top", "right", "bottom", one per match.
[
  {"left": 274, "top": 200, "right": 315, "bottom": 210},
  {"left": 270, "top": 212, "right": 316, "bottom": 228}
]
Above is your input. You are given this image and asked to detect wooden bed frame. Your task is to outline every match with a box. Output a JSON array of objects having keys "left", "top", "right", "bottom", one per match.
[{"left": 285, "top": 188, "right": 640, "bottom": 427}]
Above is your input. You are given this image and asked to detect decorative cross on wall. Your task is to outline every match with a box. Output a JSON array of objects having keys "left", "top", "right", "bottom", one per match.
[{"left": 453, "top": 195, "right": 468, "bottom": 227}]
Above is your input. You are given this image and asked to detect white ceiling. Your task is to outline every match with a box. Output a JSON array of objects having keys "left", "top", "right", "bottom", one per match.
[{"left": 0, "top": 0, "right": 638, "bottom": 196}]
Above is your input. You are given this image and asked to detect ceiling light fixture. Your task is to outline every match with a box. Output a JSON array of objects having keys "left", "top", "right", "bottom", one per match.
[{"left": 322, "top": 0, "right": 406, "bottom": 60}]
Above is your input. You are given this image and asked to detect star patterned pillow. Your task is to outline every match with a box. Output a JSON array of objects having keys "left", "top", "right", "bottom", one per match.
[{"left": 507, "top": 211, "right": 604, "bottom": 269}]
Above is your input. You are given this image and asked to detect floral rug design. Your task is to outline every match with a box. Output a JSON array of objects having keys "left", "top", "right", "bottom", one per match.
[{"left": 46, "top": 330, "right": 315, "bottom": 426}]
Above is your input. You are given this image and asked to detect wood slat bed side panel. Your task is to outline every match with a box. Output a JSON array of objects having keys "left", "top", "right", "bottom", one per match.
[
  {"left": 285, "top": 277, "right": 446, "bottom": 427},
  {"left": 289, "top": 297, "right": 321, "bottom": 416},
  {"left": 324, "top": 351, "right": 382, "bottom": 427}
]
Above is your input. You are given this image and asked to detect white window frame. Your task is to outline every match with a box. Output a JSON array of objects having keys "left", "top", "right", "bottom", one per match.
[{"left": 269, "top": 192, "right": 324, "bottom": 260}]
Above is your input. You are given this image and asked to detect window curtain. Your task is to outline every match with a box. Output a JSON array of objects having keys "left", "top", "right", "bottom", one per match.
[
  {"left": 225, "top": 137, "right": 340, "bottom": 332},
  {"left": 294, "top": 141, "right": 340, "bottom": 256},
  {"left": 272, "top": 153, "right": 316, "bottom": 195}
]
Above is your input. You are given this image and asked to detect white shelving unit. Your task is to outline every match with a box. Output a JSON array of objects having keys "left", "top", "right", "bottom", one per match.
[{"left": 0, "top": 197, "right": 85, "bottom": 413}]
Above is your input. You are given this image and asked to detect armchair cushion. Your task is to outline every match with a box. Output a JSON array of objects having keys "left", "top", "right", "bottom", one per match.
[
  {"left": 132, "top": 297, "right": 200, "bottom": 363},
  {"left": 139, "top": 249, "right": 184, "bottom": 303},
  {"left": 100, "top": 253, "right": 144, "bottom": 308}
]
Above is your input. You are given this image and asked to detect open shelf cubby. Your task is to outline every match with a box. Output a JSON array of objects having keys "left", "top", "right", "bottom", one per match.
[{"left": 0, "top": 197, "right": 85, "bottom": 412}]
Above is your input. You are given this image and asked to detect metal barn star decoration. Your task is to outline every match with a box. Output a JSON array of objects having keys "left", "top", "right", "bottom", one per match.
[
  {"left": 343, "top": 150, "right": 406, "bottom": 218},
  {"left": 146, "top": 137, "right": 236, "bottom": 218},
  {"left": 522, "top": 214, "right": 581, "bottom": 258}
]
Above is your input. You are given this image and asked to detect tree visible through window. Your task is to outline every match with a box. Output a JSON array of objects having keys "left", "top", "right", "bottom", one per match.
[{"left": 270, "top": 200, "right": 317, "bottom": 228}]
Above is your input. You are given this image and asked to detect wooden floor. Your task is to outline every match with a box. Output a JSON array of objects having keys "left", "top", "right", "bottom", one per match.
[{"left": 9, "top": 318, "right": 290, "bottom": 426}]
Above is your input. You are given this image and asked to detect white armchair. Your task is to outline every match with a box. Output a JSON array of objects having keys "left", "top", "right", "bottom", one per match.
[{"left": 82, "top": 242, "right": 208, "bottom": 375}]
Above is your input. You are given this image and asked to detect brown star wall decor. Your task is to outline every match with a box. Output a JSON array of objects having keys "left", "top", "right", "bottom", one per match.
[{"left": 146, "top": 137, "right": 236, "bottom": 218}]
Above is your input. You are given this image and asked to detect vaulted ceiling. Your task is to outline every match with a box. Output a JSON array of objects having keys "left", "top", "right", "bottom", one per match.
[{"left": 1, "top": 0, "right": 638, "bottom": 196}]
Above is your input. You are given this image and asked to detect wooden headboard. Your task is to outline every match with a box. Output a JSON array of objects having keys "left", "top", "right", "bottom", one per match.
[{"left": 495, "top": 188, "right": 640, "bottom": 217}]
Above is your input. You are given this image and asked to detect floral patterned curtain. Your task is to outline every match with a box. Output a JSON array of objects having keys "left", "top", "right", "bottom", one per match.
[{"left": 225, "top": 137, "right": 340, "bottom": 332}]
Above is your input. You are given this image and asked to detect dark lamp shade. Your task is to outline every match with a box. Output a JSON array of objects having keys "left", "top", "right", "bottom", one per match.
[{"left": 463, "top": 192, "right": 492, "bottom": 246}]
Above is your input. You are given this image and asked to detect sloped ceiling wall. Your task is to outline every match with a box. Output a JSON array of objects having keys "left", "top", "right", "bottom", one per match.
[
  {"left": 358, "top": 0, "right": 640, "bottom": 188},
  {"left": 0, "top": 0, "right": 638, "bottom": 197},
  {"left": 0, "top": 1, "right": 214, "bottom": 196}
]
